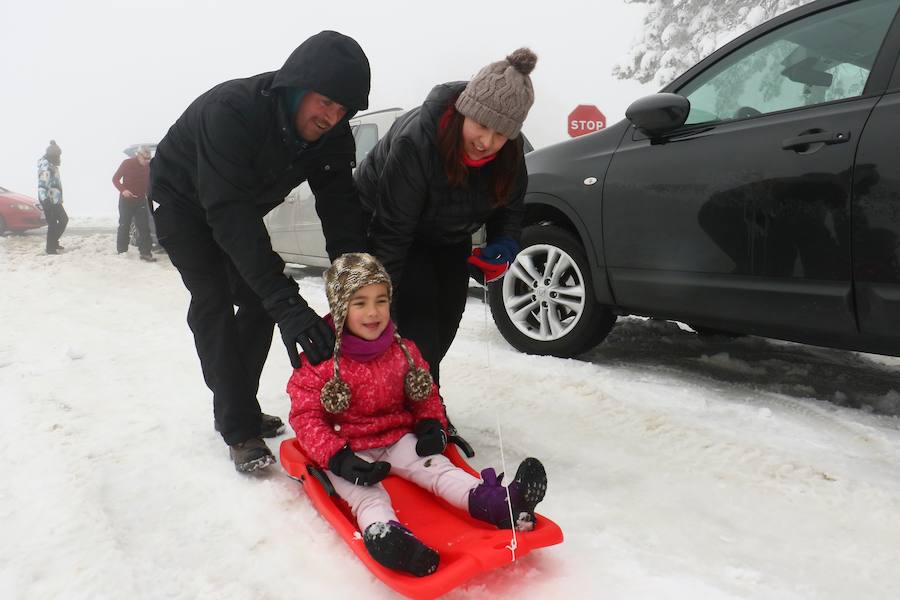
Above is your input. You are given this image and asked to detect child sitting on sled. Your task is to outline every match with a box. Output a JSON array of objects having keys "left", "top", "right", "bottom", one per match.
[{"left": 288, "top": 253, "right": 548, "bottom": 577}]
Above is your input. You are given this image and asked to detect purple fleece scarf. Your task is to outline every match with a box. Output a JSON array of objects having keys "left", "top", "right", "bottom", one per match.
[{"left": 325, "top": 314, "right": 396, "bottom": 363}]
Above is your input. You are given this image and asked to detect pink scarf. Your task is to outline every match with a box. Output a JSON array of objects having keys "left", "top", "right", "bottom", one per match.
[{"left": 325, "top": 314, "right": 396, "bottom": 363}]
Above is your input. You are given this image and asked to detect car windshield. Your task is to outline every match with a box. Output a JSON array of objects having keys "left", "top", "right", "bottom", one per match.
[{"left": 0, "top": 186, "right": 9, "bottom": 193}]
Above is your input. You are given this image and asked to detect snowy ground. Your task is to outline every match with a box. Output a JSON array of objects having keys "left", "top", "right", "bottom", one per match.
[{"left": 3, "top": 224, "right": 900, "bottom": 600}]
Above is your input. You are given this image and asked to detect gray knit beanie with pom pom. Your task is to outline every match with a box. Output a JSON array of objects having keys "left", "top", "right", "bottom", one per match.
[
  {"left": 455, "top": 47, "right": 537, "bottom": 139},
  {"left": 319, "top": 253, "right": 433, "bottom": 414}
]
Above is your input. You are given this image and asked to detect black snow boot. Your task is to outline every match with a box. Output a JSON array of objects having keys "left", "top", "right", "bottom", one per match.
[
  {"left": 363, "top": 521, "right": 439, "bottom": 577},
  {"left": 260, "top": 413, "right": 285, "bottom": 438},
  {"left": 229, "top": 438, "right": 275, "bottom": 473}
]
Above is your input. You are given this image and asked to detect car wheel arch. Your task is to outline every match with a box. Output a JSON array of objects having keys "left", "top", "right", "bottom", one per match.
[
  {"left": 489, "top": 223, "right": 617, "bottom": 357},
  {"left": 523, "top": 193, "right": 614, "bottom": 306}
]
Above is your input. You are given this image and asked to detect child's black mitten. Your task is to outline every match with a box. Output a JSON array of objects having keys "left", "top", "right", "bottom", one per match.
[
  {"left": 414, "top": 419, "right": 447, "bottom": 457},
  {"left": 328, "top": 445, "right": 391, "bottom": 486}
]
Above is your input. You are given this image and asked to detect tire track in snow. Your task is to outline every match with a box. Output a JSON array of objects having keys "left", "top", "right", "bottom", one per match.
[
  {"left": 448, "top": 319, "right": 900, "bottom": 531},
  {"left": 448, "top": 340, "right": 900, "bottom": 596}
]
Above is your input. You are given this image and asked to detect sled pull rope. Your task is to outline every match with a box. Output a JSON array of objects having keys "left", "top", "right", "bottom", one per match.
[
  {"left": 483, "top": 284, "right": 518, "bottom": 562},
  {"left": 495, "top": 414, "right": 518, "bottom": 560}
]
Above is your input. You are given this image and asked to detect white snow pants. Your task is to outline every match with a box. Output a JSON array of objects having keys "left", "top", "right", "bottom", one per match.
[{"left": 326, "top": 433, "right": 481, "bottom": 532}]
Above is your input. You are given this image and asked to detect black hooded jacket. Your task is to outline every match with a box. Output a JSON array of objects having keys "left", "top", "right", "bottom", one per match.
[
  {"left": 150, "top": 31, "right": 370, "bottom": 301},
  {"left": 354, "top": 82, "right": 526, "bottom": 290}
]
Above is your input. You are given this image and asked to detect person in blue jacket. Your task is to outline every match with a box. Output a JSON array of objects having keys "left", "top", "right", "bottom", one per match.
[{"left": 37, "top": 140, "right": 67, "bottom": 254}]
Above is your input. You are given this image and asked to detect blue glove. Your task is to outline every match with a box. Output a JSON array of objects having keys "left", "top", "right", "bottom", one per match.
[{"left": 479, "top": 236, "right": 519, "bottom": 265}]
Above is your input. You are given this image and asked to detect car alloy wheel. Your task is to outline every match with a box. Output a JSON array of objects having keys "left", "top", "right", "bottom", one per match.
[
  {"left": 502, "top": 243, "right": 587, "bottom": 341},
  {"left": 489, "top": 224, "right": 616, "bottom": 357}
]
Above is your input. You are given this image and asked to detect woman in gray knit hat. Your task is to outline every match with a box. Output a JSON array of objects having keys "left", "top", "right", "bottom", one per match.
[
  {"left": 355, "top": 48, "right": 537, "bottom": 424},
  {"left": 287, "top": 252, "right": 548, "bottom": 578}
]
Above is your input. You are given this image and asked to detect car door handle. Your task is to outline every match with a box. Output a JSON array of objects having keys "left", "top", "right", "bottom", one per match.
[{"left": 782, "top": 130, "right": 850, "bottom": 151}]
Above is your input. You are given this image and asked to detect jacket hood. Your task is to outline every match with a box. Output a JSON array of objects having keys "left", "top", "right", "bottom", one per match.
[{"left": 272, "top": 31, "right": 370, "bottom": 114}]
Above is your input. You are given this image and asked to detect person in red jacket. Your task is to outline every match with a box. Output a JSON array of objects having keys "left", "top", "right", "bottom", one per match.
[
  {"left": 288, "top": 253, "right": 548, "bottom": 577},
  {"left": 111, "top": 146, "right": 154, "bottom": 261}
]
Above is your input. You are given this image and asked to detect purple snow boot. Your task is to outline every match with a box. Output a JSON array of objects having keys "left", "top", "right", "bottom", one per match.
[
  {"left": 362, "top": 521, "right": 440, "bottom": 577},
  {"left": 468, "top": 457, "right": 547, "bottom": 531}
]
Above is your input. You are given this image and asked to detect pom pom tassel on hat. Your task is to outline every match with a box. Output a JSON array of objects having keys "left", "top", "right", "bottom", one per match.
[
  {"left": 398, "top": 340, "right": 433, "bottom": 401},
  {"left": 319, "top": 253, "right": 434, "bottom": 413},
  {"left": 320, "top": 334, "right": 353, "bottom": 414}
]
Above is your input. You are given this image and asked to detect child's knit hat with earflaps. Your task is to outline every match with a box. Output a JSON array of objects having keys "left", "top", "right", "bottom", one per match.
[{"left": 319, "top": 252, "right": 433, "bottom": 413}]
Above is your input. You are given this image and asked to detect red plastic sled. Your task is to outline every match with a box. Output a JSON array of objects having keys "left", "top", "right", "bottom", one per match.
[{"left": 280, "top": 438, "right": 563, "bottom": 599}]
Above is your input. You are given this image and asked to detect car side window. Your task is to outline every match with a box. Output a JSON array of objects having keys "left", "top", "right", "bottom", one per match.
[
  {"left": 679, "top": 0, "right": 900, "bottom": 125},
  {"left": 353, "top": 123, "right": 379, "bottom": 165}
]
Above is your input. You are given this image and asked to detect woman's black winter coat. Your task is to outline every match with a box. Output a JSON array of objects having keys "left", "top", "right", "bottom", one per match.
[{"left": 354, "top": 82, "right": 527, "bottom": 289}]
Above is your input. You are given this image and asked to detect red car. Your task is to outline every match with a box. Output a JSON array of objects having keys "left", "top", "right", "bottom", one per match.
[{"left": 0, "top": 186, "right": 46, "bottom": 234}]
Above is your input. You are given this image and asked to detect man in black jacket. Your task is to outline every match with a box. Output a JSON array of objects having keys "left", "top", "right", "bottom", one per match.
[{"left": 149, "top": 31, "right": 370, "bottom": 472}]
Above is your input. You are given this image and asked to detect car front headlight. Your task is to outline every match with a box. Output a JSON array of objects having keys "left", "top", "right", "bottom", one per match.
[{"left": 13, "top": 203, "right": 35, "bottom": 211}]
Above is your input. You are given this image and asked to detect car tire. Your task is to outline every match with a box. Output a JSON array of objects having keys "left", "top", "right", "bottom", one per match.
[
  {"left": 489, "top": 224, "right": 616, "bottom": 357},
  {"left": 0, "top": 215, "right": 7, "bottom": 236}
]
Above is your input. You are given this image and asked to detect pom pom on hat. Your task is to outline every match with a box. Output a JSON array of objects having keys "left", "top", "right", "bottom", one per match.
[
  {"left": 506, "top": 48, "right": 537, "bottom": 76},
  {"left": 404, "top": 365, "right": 433, "bottom": 402},
  {"left": 320, "top": 376, "right": 352, "bottom": 414}
]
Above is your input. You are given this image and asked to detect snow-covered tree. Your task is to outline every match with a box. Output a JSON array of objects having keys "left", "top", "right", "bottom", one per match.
[{"left": 614, "top": 0, "right": 814, "bottom": 87}]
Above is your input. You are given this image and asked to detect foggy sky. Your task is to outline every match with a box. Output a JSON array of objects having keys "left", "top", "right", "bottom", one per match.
[{"left": 1, "top": 0, "right": 653, "bottom": 216}]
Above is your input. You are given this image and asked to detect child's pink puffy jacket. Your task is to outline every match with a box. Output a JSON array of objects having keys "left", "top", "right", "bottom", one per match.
[{"left": 288, "top": 339, "right": 448, "bottom": 467}]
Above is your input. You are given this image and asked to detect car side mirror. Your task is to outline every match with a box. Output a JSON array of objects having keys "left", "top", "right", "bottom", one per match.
[{"left": 626, "top": 93, "right": 691, "bottom": 136}]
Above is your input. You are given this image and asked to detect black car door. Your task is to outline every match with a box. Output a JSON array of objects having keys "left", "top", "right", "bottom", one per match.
[
  {"left": 603, "top": 0, "right": 900, "bottom": 344},
  {"left": 851, "top": 55, "right": 900, "bottom": 353}
]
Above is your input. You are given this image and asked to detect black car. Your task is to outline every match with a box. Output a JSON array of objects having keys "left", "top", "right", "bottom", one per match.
[{"left": 490, "top": 0, "right": 900, "bottom": 358}]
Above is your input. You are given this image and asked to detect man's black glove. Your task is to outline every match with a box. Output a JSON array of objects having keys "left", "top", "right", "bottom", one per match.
[
  {"left": 414, "top": 419, "right": 447, "bottom": 457},
  {"left": 327, "top": 445, "right": 391, "bottom": 486},
  {"left": 262, "top": 287, "right": 335, "bottom": 368}
]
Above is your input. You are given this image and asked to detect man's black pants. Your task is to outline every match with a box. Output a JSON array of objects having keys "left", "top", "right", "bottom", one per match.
[
  {"left": 152, "top": 200, "right": 273, "bottom": 446},
  {"left": 44, "top": 202, "right": 68, "bottom": 252},
  {"left": 117, "top": 196, "right": 152, "bottom": 255},
  {"left": 393, "top": 240, "right": 471, "bottom": 386}
]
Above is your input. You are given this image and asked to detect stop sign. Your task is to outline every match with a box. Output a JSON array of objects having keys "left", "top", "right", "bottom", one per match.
[{"left": 568, "top": 105, "right": 606, "bottom": 137}]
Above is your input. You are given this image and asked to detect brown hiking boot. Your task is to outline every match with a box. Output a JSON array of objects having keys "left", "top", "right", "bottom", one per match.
[
  {"left": 229, "top": 438, "right": 275, "bottom": 473},
  {"left": 214, "top": 413, "right": 284, "bottom": 439},
  {"left": 260, "top": 413, "right": 285, "bottom": 438}
]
